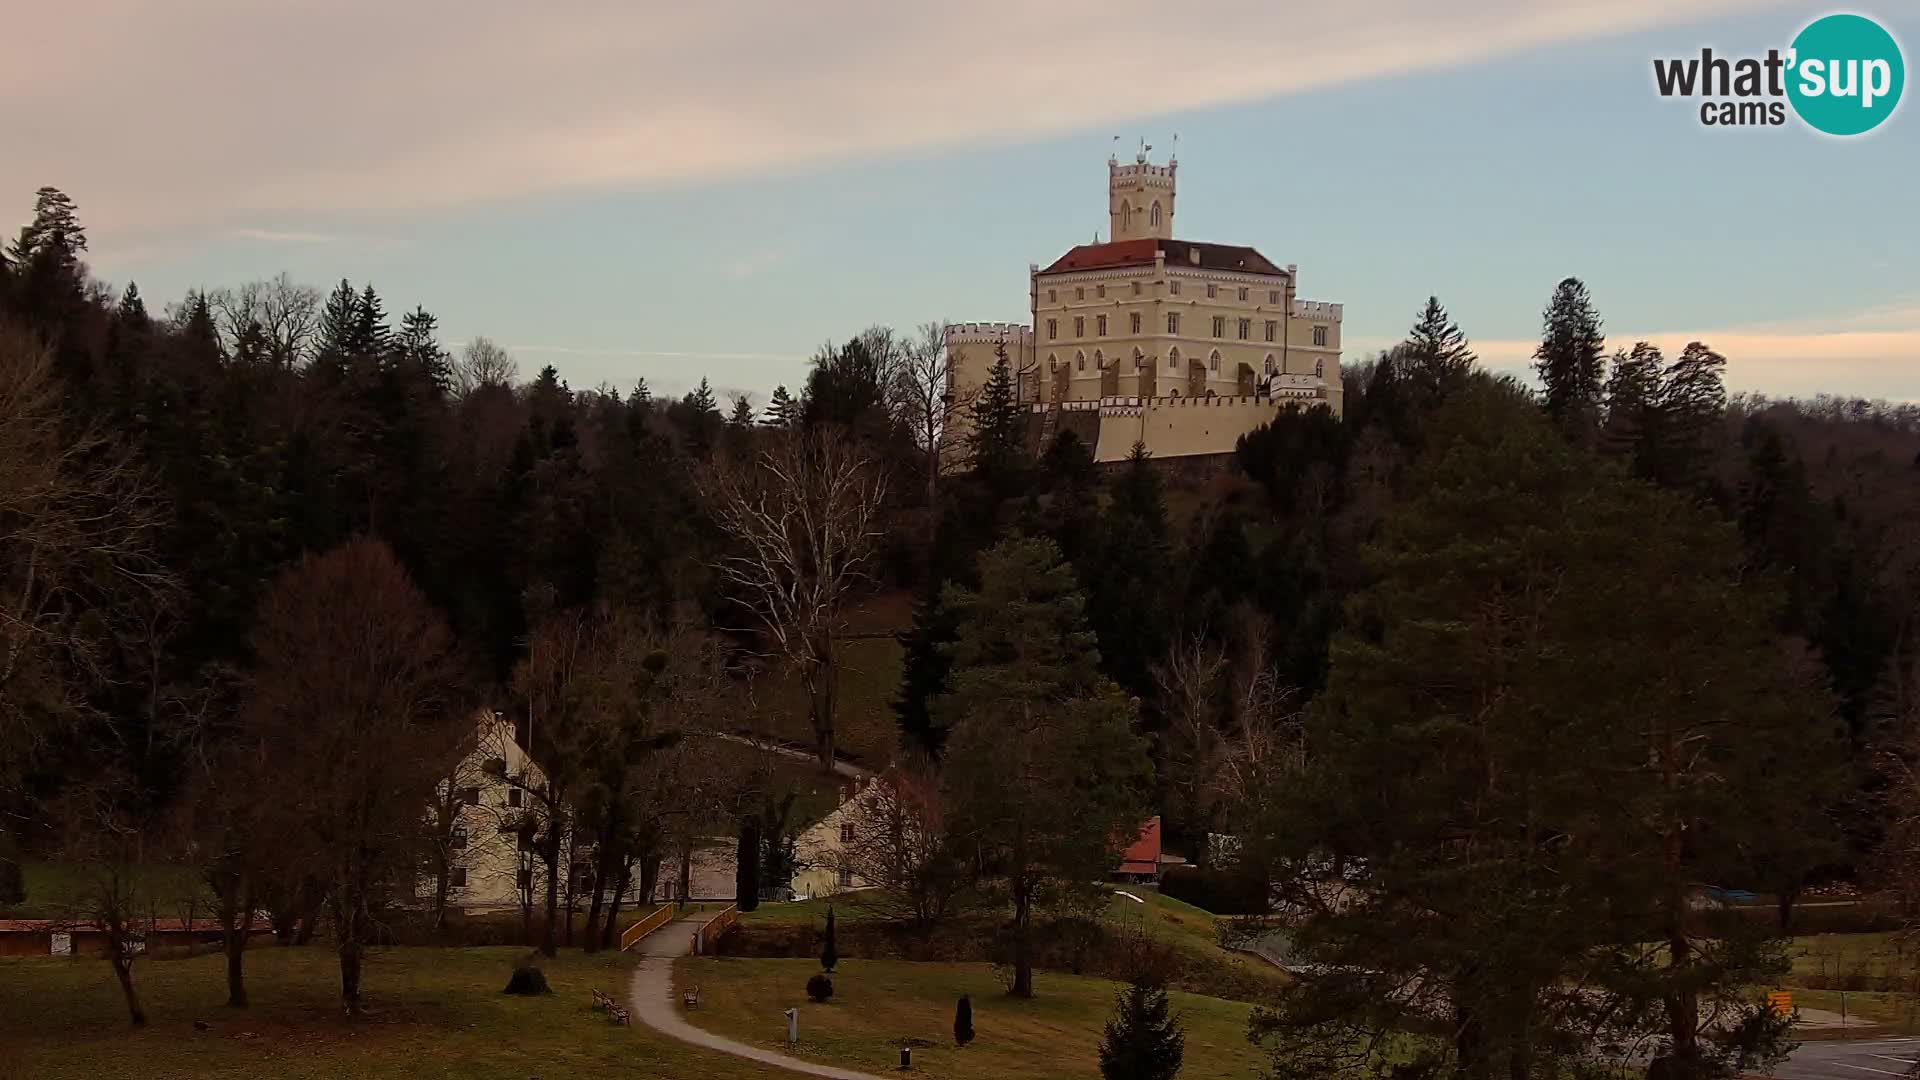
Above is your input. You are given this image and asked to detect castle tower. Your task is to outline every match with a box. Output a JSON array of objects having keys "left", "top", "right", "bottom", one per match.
[{"left": 1109, "top": 144, "right": 1175, "bottom": 242}]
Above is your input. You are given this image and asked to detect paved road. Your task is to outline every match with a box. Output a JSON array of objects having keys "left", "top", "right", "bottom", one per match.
[
  {"left": 1776, "top": 1036, "right": 1920, "bottom": 1079},
  {"left": 627, "top": 912, "right": 889, "bottom": 1080},
  {"left": 711, "top": 732, "right": 875, "bottom": 781}
]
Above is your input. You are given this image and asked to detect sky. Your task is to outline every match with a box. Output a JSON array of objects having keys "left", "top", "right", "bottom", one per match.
[{"left": 5, "top": 0, "right": 1915, "bottom": 403}]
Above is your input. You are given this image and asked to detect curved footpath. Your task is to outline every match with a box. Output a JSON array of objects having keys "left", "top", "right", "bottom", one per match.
[{"left": 628, "top": 913, "right": 889, "bottom": 1080}]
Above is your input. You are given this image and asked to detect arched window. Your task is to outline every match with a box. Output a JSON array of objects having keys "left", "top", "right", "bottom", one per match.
[
  {"left": 1075, "top": 350, "right": 1086, "bottom": 372},
  {"left": 1167, "top": 346, "right": 1180, "bottom": 371},
  {"left": 1149, "top": 202, "right": 1162, "bottom": 227},
  {"left": 1133, "top": 348, "right": 1145, "bottom": 370},
  {"left": 1315, "top": 358, "right": 1325, "bottom": 377},
  {"left": 1121, "top": 201, "right": 1132, "bottom": 230},
  {"left": 1048, "top": 353, "right": 1058, "bottom": 370},
  {"left": 1094, "top": 349, "right": 1105, "bottom": 369},
  {"left": 1209, "top": 350, "right": 1221, "bottom": 372}
]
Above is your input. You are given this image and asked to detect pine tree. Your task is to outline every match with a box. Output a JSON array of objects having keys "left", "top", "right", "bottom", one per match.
[
  {"left": 894, "top": 590, "right": 960, "bottom": 756},
  {"left": 966, "top": 343, "right": 1025, "bottom": 493},
  {"left": 398, "top": 306, "right": 452, "bottom": 393},
  {"left": 628, "top": 377, "right": 652, "bottom": 409},
  {"left": 7, "top": 186, "right": 87, "bottom": 266},
  {"left": 1532, "top": 277, "right": 1606, "bottom": 441},
  {"left": 727, "top": 392, "right": 756, "bottom": 428},
  {"left": 954, "top": 994, "right": 975, "bottom": 1046},
  {"left": 351, "top": 284, "right": 392, "bottom": 359},
  {"left": 314, "top": 279, "right": 359, "bottom": 376},
  {"left": 820, "top": 905, "right": 838, "bottom": 972},
  {"left": 1400, "top": 296, "right": 1475, "bottom": 404},
  {"left": 766, "top": 384, "right": 798, "bottom": 428},
  {"left": 1099, "top": 981, "right": 1185, "bottom": 1080}
]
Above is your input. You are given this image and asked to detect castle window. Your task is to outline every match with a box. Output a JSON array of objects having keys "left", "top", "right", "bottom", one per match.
[
  {"left": 1047, "top": 319, "right": 1057, "bottom": 340},
  {"left": 1131, "top": 281, "right": 1141, "bottom": 296},
  {"left": 1270, "top": 290, "right": 1281, "bottom": 304},
  {"left": 1313, "top": 325, "right": 1329, "bottom": 347},
  {"left": 1170, "top": 281, "right": 1181, "bottom": 296},
  {"left": 1315, "top": 358, "right": 1325, "bottom": 377},
  {"left": 1048, "top": 289, "right": 1056, "bottom": 303},
  {"left": 1097, "top": 314, "right": 1108, "bottom": 337},
  {"left": 1076, "top": 351, "right": 1086, "bottom": 371},
  {"left": 1097, "top": 284, "right": 1106, "bottom": 299},
  {"left": 1167, "top": 312, "right": 1179, "bottom": 334},
  {"left": 1168, "top": 347, "right": 1180, "bottom": 371},
  {"left": 1074, "top": 316, "right": 1085, "bottom": 338},
  {"left": 1048, "top": 353, "right": 1058, "bottom": 370},
  {"left": 1212, "top": 316, "right": 1225, "bottom": 338},
  {"left": 1206, "top": 283, "right": 1217, "bottom": 299},
  {"left": 1095, "top": 350, "right": 1105, "bottom": 368},
  {"left": 1238, "top": 287, "right": 1249, "bottom": 302},
  {"left": 1209, "top": 351, "right": 1221, "bottom": 372},
  {"left": 1134, "top": 348, "right": 1145, "bottom": 369},
  {"left": 1076, "top": 286, "right": 1085, "bottom": 301},
  {"left": 1130, "top": 312, "right": 1141, "bottom": 334},
  {"left": 1121, "top": 201, "right": 1132, "bottom": 230},
  {"left": 1150, "top": 202, "right": 1161, "bottom": 227},
  {"left": 1238, "top": 318, "right": 1251, "bottom": 340},
  {"left": 1264, "top": 320, "right": 1277, "bottom": 343}
]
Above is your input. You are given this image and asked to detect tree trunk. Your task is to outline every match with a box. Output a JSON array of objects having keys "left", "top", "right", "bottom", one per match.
[
  {"left": 225, "top": 922, "right": 249, "bottom": 1008},
  {"left": 601, "top": 859, "right": 633, "bottom": 951},
  {"left": 638, "top": 851, "right": 660, "bottom": 907},
  {"left": 584, "top": 839, "right": 611, "bottom": 954},
  {"left": 541, "top": 817, "right": 561, "bottom": 958},
  {"left": 1778, "top": 880, "right": 1802, "bottom": 935},
  {"left": 1010, "top": 879, "right": 1033, "bottom": 999},
  {"left": 430, "top": 857, "right": 452, "bottom": 933},
  {"left": 808, "top": 639, "right": 837, "bottom": 769},
  {"left": 109, "top": 942, "right": 146, "bottom": 1027},
  {"left": 339, "top": 937, "right": 362, "bottom": 1016}
]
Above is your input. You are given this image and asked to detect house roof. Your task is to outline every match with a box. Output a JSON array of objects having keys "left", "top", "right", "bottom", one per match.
[
  {"left": 1040, "top": 239, "right": 1288, "bottom": 277},
  {"left": 1116, "top": 816, "right": 1162, "bottom": 874}
]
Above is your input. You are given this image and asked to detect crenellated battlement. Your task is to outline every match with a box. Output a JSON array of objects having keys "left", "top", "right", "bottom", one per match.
[
  {"left": 945, "top": 321, "right": 1032, "bottom": 344},
  {"left": 1292, "top": 299, "right": 1343, "bottom": 322},
  {"left": 1109, "top": 162, "right": 1176, "bottom": 185}
]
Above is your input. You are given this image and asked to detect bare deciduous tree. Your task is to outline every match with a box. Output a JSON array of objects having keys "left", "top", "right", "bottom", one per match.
[
  {"left": 245, "top": 538, "right": 472, "bottom": 1015},
  {"left": 833, "top": 760, "right": 969, "bottom": 930},
  {"left": 896, "top": 321, "right": 969, "bottom": 504},
  {"left": 455, "top": 337, "right": 518, "bottom": 397},
  {"left": 207, "top": 273, "right": 321, "bottom": 366},
  {"left": 703, "top": 427, "right": 886, "bottom": 767}
]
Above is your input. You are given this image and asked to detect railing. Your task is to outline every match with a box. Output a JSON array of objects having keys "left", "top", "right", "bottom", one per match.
[
  {"left": 695, "top": 905, "right": 738, "bottom": 955},
  {"left": 619, "top": 905, "right": 674, "bottom": 952}
]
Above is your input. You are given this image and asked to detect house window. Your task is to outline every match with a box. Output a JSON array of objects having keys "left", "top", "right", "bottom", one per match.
[
  {"left": 461, "top": 786, "right": 480, "bottom": 807},
  {"left": 1238, "top": 287, "right": 1249, "bottom": 301},
  {"left": 1097, "top": 284, "right": 1106, "bottom": 299},
  {"left": 451, "top": 866, "right": 467, "bottom": 888},
  {"left": 1074, "top": 316, "right": 1085, "bottom": 338},
  {"left": 451, "top": 825, "right": 468, "bottom": 850},
  {"left": 1169, "top": 281, "right": 1181, "bottom": 296},
  {"left": 1313, "top": 325, "right": 1329, "bottom": 347},
  {"left": 1210, "top": 351, "right": 1221, "bottom": 371},
  {"left": 1265, "top": 320, "right": 1277, "bottom": 343},
  {"left": 1166, "top": 313, "right": 1179, "bottom": 334},
  {"left": 1206, "top": 283, "right": 1217, "bottom": 299},
  {"left": 485, "top": 757, "right": 506, "bottom": 775},
  {"left": 1076, "top": 286, "right": 1085, "bottom": 300},
  {"left": 839, "top": 821, "right": 854, "bottom": 843},
  {"left": 1047, "top": 319, "right": 1057, "bottom": 340},
  {"left": 507, "top": 788, "right": 522, "bottom": 808},
  {"left": 1097, "top": 314, "right": 1108, "bottom": 337},
  {"left": 1238, "top": 318, "right": 1250, "bottom": 340},
  {"left": 837, "top": 868, "right": 854, "bottom": 888},
  {"left": 1212, "top": 316, "right": 1225, "bottom": 338},
  {"left": 1268, "top": 290, "right": 1280, "bottom": 304},
  {"left": 1130, "top": 312, "right": 1142, "bottom": 334}
]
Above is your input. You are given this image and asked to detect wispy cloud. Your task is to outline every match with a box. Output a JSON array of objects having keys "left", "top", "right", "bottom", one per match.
[
  {"left": 228, "top": 227, "right": 341, "bottom": 245},
  {"left": 1, "top": 0, "right": 1771, "bottom": 236},
  {"left": 719, "top": 250, "right": 785, "bottom": 281}
]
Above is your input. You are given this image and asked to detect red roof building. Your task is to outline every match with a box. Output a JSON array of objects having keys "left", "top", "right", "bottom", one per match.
[{"left": 1114, "top": 816, "right": 1164, "bottom": 881}]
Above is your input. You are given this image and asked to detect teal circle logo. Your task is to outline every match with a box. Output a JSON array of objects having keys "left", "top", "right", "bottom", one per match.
[{"left": 1787, "top": 14, "right": 1904, "bottom": 135}]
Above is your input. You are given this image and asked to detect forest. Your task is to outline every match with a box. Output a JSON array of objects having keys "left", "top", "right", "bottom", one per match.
[{"left": 4, "top": 184, "right": 1920, "bottom": 1078}]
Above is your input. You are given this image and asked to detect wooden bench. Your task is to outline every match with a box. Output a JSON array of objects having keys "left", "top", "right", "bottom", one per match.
[{"left": 682, "top": 985, "right": 700, "bottom": 1009}]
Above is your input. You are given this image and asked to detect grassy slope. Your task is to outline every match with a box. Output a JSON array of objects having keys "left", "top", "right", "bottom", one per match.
[
  {"left": 2, "top": 861, "right": 212, "bottom": 920},
  {"left": 0, "top": 944, "right": 766, "bottom": 1080},
  {"left": 759, "top": 590, "right": 912, "bottom": 768},
  {"left": 674, "top": 956, "right": 1262, "bottom": 1080}
]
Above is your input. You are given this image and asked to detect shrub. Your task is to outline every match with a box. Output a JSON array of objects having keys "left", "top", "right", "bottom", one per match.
[
  {"left": 806, "top": 973, "right": 834, "bottom": 1002},
  {"left": 503, "top": 962, "right": 551, "bottom": 995},
  {"left": 1099, "top": 980, "right": 1185, "bottom": 1080},
  {"left": 821, "top": 905, "right": 838, "bottom": 973},
  {"left": 1158, "top": 866, "right": 1269, "bottom": 915}
]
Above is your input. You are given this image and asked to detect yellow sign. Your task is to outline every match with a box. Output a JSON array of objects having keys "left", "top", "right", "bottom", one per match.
[{"left": 1767, "top": 991, "right": 1792, "bottom": 1016}]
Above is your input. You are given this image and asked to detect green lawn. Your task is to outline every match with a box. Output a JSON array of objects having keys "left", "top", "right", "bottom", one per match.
[
  {"left": 2, "top": 860, "right": 212, "bottom": 920},
  {"left": 0, "top": 943, "right": 767, "bottom": 1080},
  {"left": 673, "top": 955, "right": 1264, "bottom": 1080}
]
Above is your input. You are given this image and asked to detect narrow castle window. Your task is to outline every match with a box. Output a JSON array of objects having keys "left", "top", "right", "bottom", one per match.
[
  {"left": 1047, "top": 319, "right": 1057, "bottom": 340},
  {"left": 1130, "top": 312, "right": 1142, "bottom": 334},
  {"left": 1150, "top": 202, "right": 1162, "bottom": 227},
  {"left": 1076, "top": 351, "right": 1086, "bottom": 371},
  {"left": 1048, "top": 289, "right": 1057, "bottom": 303},
  {"left": 1313, "top": 325, "right": 1329, "bottom": 347},
  {"left": 1134, "top": 348, "right": 1145, "bottom": 369},
  {"left": 1097, "top": 284, "right": 1106, "bottom": 299},
  {"left": 1168, "top": 347, "right": 1180, "bottom": 371},
  {"left": 1212, "top": 316, "right": 1225, "bottom": 338},
  {"left": 1170, "top": 281, "right": 1181, "bottom": 296},
  {"left": 1207, "top": 283, "right": 1217, "bottom": 299},
  {"left": 1167, "top": 312, "right": 1180, "bottom": 334},
  {"left": 1268, "top": 290, "right": 1280, "bottom": 304},
  {"left": 1095, "top": 350, "right": 1105, "bottom": 368},
  {"left": 1315, "top": 358, "right": 1325, "bottom": 377},
  {"left": 1238, "top": 318, "right": 1251, "bottom": 340},
  {"left": 1238, "top": 287, "right": 1249, "bottom": 302},
  {"left": 1131, "top": 281, "right": 1141, "bottom": 295},
  {"left": 1210, "top": 351, "right": 1221, "bottom": 372},
  {"left": 1074, "top": 316, "right": 1085, "bottom": 338},
  {"left": 1076, "top": 286, "right": 1085, "bottom": 300},
  {"left": 1097, "top": 314, "right": 1108, "bottom": 336},
  {"left": 1264, "top": 320, "right": 1277, "bottom": 343}
]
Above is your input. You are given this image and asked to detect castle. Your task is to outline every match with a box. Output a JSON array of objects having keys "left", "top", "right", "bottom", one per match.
[{"left": 945, "top": 147, "right": 1343, "bottom": 464}]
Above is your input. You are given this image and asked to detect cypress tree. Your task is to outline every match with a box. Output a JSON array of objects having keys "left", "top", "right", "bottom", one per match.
[
  {"left": 954, "top": 994, "right": 975, "bottom": 1046},
  {"left": 1532, "top": 277, "right": 1606, "bottom": 441},
  {"left": 820, "top": 905, "right": 837, "bottom": 972}
]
